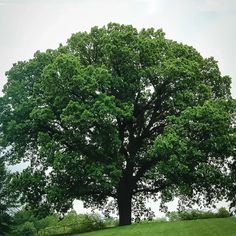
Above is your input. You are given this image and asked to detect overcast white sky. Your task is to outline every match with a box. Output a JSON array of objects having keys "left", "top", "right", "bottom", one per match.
[
  {"left": 0, "top": 0, "right": 236, "bottom": 97},
  {"left": 0, "top": 0, "right": 235, "bottom": 216}
]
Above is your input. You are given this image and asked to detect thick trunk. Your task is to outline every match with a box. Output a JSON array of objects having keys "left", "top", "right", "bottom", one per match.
[{"left": 117, "top": 184, "right": 132, "bottom": 226}]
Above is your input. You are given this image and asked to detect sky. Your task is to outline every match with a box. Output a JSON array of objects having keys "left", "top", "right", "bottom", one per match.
[
  {"left": 0, "top": 0, "right": 235, "bottom": 217},
  {"left": 0, "top": 0, "right": 236, "bottom": 97}
]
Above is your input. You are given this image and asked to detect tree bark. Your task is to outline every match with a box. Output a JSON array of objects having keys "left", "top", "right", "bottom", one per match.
[{"left": 117, "top": 187, "right": 132, "bottom": 226}]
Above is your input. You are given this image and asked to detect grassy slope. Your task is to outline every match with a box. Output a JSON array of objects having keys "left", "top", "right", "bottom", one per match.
[{"left": 79, "top": 218, "right": 236, "bottom": 236}]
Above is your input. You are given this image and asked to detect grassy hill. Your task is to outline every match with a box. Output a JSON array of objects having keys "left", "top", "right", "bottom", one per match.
[{"left": 79, "top": 218, "right": 236, "bottom": 236}]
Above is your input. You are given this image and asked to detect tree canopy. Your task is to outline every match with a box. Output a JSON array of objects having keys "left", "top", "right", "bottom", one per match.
[{"left": 0, "top": 23, "right": 235, "bottom": 225}]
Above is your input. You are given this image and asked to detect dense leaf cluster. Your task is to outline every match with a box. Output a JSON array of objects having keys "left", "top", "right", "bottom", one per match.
[
  {"left": 9, "top": 209, "right": 105, "bottom": 236},
  {"left": 0, "top": 23, "right": 235, "bottom": 225},
  {"left": 0, "top": 158, "right": 13, "bottom": 235}
]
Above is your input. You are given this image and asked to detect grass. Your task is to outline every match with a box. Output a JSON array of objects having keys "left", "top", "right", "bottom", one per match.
[{"left": 77, "top": 217, "right": 236, "bottom": 236}]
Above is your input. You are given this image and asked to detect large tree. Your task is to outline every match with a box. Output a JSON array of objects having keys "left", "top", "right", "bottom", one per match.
[{"left": 0, "top": 23, "right": 235, "bottom": 225}]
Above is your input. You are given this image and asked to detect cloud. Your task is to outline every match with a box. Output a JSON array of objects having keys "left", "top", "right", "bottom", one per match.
[
  {"left": 199, "top": 0, "right": 236, "bottom": 12},
  {"left": 137, "top": 0, "right": 161, "bottom": 14}
]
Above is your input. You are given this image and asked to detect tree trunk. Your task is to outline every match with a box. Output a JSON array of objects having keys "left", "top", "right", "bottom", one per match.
[{"left": 117, "top": 185, "right": 132, "bottom": 226}]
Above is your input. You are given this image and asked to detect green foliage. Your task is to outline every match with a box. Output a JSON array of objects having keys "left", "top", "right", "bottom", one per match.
[
  {"left": 9, "top": 208, "right": 105, "bottom": 236},
  {"left": 0, "top": 23, "right": 235, "bottom": 225},
  {"left": 11, "top": 221, "right": 36, "bottom": 236},
  {"left": 13, "top": 208, "right": 38, "bottom": 225},
  {"left": 103, "top": 217, "right": 119, "bottom": 228},
  {"left": 167, "top": 208, "right": 231, "bottom": 221},
  {"left": 0, "top": 157, "right": 14, "bottom": 235},
  {"left": 217, "top": 207, "right": 231, "bottom": 218},
  {"left": 56, "top": 211, "right": 105, "bottom": 234},
  {"left": 10, "top": 208, "right": 57, "bottom": 236},
  {"left": 227, "top": 160, "right": 236, "bottom": 213},
  {"left": 34, "top": 215, "right": 58, "bottom": 232},
  {"left": 10, "top": 208, "right": 38, "bottom": 236},
  {"left": 0, "top": 212, "right": 12, "bottom": 235}
]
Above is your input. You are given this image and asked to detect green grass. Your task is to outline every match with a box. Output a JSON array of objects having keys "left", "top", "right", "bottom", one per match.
[{"left": 78, "top": 218, "right": 236, "bottom": 236}]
